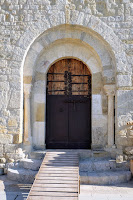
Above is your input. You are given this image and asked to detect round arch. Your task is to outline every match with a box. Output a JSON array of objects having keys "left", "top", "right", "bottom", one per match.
[
  {"left": 22, "top": 21, "right": 119, "bottom": 150},
  {"left": 24, "top": 39, "right": 108, "bottom": 149}
]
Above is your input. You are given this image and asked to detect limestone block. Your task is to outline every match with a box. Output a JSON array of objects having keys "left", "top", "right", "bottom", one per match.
[
  {"left": 4, "top": 144, "right": 17, "bottom": 153},
  {"left": 117, "top": 75, "right": 132, "bottom": 87},
  {"left": 35, "top": 72, "right": 46, "bottom": 81},
  {"left": 0, "top": 82, "right": 9, "bottom": 91},
  {"left": 92, "top": 94, "right": 102, "bottom": 114},
  {"left": 0, "top": 60, "right": 7, "bottom": 68},
  {"left": 0, "top": 75, "right": 7, "bottom": 81},
  {"left": 0, "top": 92, "right": 8, "bottom": 109},
  {"left": 0, "top": 145, "right": 3, "bottom": 155},
  {"left": 36, "top": 103, "right": 45, "bottom": 122},
  {"left": 34, "top": 93, "right": 45, "bottom": 103},
  {"left": 31, "top": 42, "right": 43, "bottom": 53},
  {"left": 33, "top": 122, "right": 45, "bottom": 147},
  {"left": 117, "top": 90, "right": 133, "bottom": 108},
  {"left": 92, "top": 126, "right": 107, "bottom": 147},
  {"left": 34, "top": 81, "right": 46, "bottom": 94},
  {"left": 116, "top": 135, "right": 133, "bottom": 146},
  {"left": 7, "top": 168, "right": 37, "bottom": 183},
  {"left": 23, "top": 76, "right": 32, "bottom": 84},
  {"left": 9, "top": 91, "right": 20, "bottom": 108},
  {"left": 8, "top": 118, "right": 18, "bottom": 127},
  {"left": 92, "top": 72, "right": 102, "bottom": 94},
  {"left": 13, "top": 134, "right": 22, "bottom": 144},
  {"left": 125, "top": 147, "right": 133, "bottom": 155},
  {"left": 86, "top": 57, "right": 101, "bottom": 74},
  {"left": 5, "top": 153, "right": 25, "bottom": 161},
  {"left": 20, "top": 159, "right": 42, "bottom": 171},
  {"left": 0, "top": 164, "right": 5, "bottom": 169},
  {"left": 103, "top": 69, "right": 115, "bottom": 84},
  {"left": 0, "top": 134, "right": 13, "bottom": 144},
  {"left": 116, "top": 155, "right": 124, "bottom": 163},
  {"left": 0, "top": 158, "right": 6, "bottom": 163},
  {"left": 92, "top": 115, "right": 107, "bottom": 128},
  {"left": 7, "top": 158, "right": 14, "bottom": 163}
]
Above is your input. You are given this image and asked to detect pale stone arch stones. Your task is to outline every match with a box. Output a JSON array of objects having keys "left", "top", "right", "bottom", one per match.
[{"left": 21, "top": 15, "right": 126, "bottom": 150}]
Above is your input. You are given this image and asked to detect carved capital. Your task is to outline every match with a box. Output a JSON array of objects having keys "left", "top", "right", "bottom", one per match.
[
  {"left": 24, "top": 84, "right": 32, "bottom": 98},
  {"left": 104, "top": 85, "right": 115, "bottom": 96}
]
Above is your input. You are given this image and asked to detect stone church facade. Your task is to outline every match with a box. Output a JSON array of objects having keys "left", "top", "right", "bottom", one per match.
[{"left": 0, "top": 0, "right": 133, "bottom": 163}]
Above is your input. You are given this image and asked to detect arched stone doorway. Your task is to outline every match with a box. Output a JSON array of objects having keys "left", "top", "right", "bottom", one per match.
[
  {"left": 23, "top": 25, "right": 116, "bottom": 151},
  {"left": 46, "top": 58, "right": 91, "bottom": 149}
]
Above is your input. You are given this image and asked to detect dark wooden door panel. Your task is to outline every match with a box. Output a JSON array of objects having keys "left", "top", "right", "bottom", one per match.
[
  {"left": 46, "top": 96, "right": 68, "bottom": 145},
  {"left": 46, "top": 59, "right": 91, "bottom": 149},
  {"left": 68, "top": 96, "right": 91, "bottom": 142}
]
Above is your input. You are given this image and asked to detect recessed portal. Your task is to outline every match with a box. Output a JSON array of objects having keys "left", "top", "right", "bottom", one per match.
[{"left": 46, "top": 59, "right": 91, "bottom": 149}]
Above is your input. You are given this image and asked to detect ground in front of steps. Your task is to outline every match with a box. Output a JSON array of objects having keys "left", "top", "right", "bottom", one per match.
[{"left": 0, "top": 175, "right": 132, "bottom": 200}]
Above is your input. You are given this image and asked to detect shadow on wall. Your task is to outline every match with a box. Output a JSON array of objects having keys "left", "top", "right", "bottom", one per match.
[{"left": 0, "top": 175, "right": 31, "bottom": 200}]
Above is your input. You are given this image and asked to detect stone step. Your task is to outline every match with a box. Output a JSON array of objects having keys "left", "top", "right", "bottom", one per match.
[
  {"left": 80, "top": 170, "right": 132, "bottom": 185},
  {"left": 7, "top": 168, "right": 37, "bottom": 183},
  {"left": 19, "top": 159, "right": 42, "bottom": 171},
  {"left": 79, "top": 159, "right": 116, "bottom": 172},
  {"left": 92, "top": 151, "right": 111, "bottom": 159},
  {"left": 79, "top": 159, "right": 130, "bottom": 172},
  {"left": 29, "top": 151, "right": 46, "bottom": 160},
  {"left": 78, "top": 150, "right": 111, "bottom": 160}
]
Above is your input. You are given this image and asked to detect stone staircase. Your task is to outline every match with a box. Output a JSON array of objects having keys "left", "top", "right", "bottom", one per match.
[
  {"left": 7, "top": 151, "right": 46, "bottom": 183},
  {"left": 79, "top": 157, "right": 132, "bottom": 185},
  {"left": 6, "top": 150, "right": 132, "bottom": 185}
]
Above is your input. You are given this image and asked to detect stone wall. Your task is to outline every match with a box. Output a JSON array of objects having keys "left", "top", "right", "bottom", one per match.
[{"left": 0, "top": 0, "right": 133, "bottom": 161}]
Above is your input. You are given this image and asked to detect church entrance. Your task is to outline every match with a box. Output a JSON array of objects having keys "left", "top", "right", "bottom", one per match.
[{"left": 46, "top": 59, "right": 91, "bottom": 149}]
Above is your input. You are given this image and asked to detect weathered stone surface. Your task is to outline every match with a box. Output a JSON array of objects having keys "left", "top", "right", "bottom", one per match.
[
  {"left": 4, "top": 144, "right": 17, "bottom": 153},
  {"left": 23, "top": 76, "right": 32, "bottom": 84},
  {"left": 7, "top": 168, "right": 37, "bottom": 183},
  {"left": 0, "top": 145, "right": 3, "bottom": 156},
  {"left": 7, "top": 158, "right": 15, "bottom": 163},
  {"left": 0, "top": 164, "right": 5, "bottom": 169},
  {"left": 5, "top": 153, "right": 25, "bottom": 161},
  {"left": 36, "top": 103, "right": 45, "bottom": 122},
  {"left": 125, "top": 147, "right": 133, "bottom": 155},
  {"left": 20, "top": 159, "right": 42, "bottom": 171},
  {"left": 13, "top": 134, "right": 22, "bottom": 144},
  {"left": 80, "top": 171, "right": 131, "bottom": 185},
  {"left": 0, "top": 158, "right": 6, "bottom": 164},
  {"left": 8, "top": 118, "right": 18, "bottom": 127},
  {"left": 0, "top": 134, "right": 13, "bottom": 144},
  {"left": 92, "top": 95, "right": 102, "bottom": 115},
  {"left": 80, "top": 159, "right": 116, "bottom": 172},
  {"left": 9, "top": 91, "right": 21, "bottom": 109},
  {"left": 117, "top": 75, "right": 132, "bottom": 87},
  {"left": 116, "top": 155, "right": 124, "bottom": 163}
]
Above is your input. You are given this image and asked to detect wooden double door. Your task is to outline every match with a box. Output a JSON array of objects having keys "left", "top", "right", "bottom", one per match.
[{"left": 46, "top": 59, "right": 91, "bottom": 149}]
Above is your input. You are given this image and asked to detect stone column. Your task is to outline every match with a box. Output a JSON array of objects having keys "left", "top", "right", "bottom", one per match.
[
  {"left": 104, "top": 85, "right": 115, "bottom": 147},
  {"left": 24, "top": 84, "right": 32, "bottom": 145}
]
